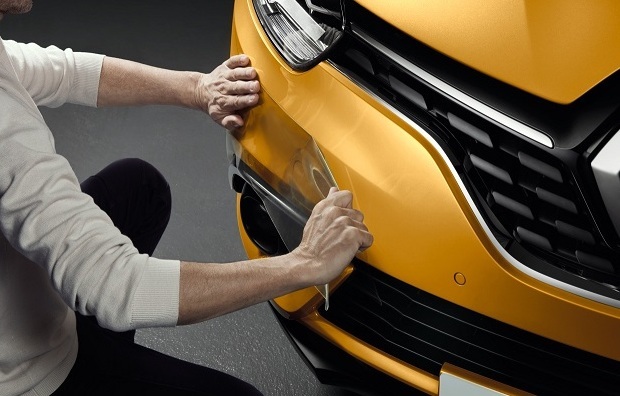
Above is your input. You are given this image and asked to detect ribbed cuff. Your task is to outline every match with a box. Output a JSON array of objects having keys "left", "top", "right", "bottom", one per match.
[
  {"left": 130, "top": 258, "right": 180, "bottom": 328},
  {"left": 71, "top": 52, "right": 104, "bottom": 107}
]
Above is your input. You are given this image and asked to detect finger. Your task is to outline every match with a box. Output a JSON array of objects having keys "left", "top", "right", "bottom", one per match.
[
  {"left": 344, "top": 194, "right": 353, "bottom": 209},
  {"left": 229, "top": 66, "right": 258, "bottom": 81},
  {"left": 332, "top": 212, "right": 360, "bottom": 227},
  {"left": 225, "top": 54, "right": 251, "bottom": 69},
  {"left": 313, "top": 189, "right": 350, "bottom": 213},
  {"left": 341, "top": 226, "right": 373, "bottom": 254},
  {"left": 357, "top": 230, "right": 374, "bottom": 251},
  {"left": 347, "top": 208, "right": 364, "bottom": 223},
  {"left": 333, "top": 207, "right": 364, "bottom": 223},
  {"left": 221, "top": 114, "right": 244, "bottom": 130},
  {"left": 221, "top": 94, "right": 260, "bottom": 112},
  {"left": 327, "top": 189, "right": 353, "bottom": 208},
  {"left": 322, "top": 207, "right": 364, "bottom": 227},
  {"left": 338, "top": 216, "right": 369, "bottom": 234},
  {"left": 224, "top": 80, "right": 260, "bottom": 95}
]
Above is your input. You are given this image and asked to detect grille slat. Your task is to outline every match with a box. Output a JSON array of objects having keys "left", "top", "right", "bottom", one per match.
[
  {"left": 448, "top": 112, "right": 493, "bottom": 148},
  {"left": 491, "top": 192, "right": 534, "bottom": 220},
  {"left": 536, "top": 188, "right": 578, "bottom": 214},
  {"left": 322, "top": 263, "right": 620, "bottom": 395},
  {"left": 517, "top": 152, "right": 563, "bottom": 183},
  {"left": 576, "top": 250, "right": 615, "bottom": 273},
  {"left": 556, "top": 220, "right": 595, "bottom": 245},
  {"left": 470, "top": 155, "right": 513, "bottom": 185},
  {"left": 515, "top": 226, "right": 553, "bottom": 251},
  {"left": 388, "top": 74, "right": 427, "bottom": 110}
]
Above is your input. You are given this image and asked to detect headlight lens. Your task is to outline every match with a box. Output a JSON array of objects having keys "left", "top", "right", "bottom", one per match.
[{"left": 253, "top": 0, "right": 343, "bottom": 70}]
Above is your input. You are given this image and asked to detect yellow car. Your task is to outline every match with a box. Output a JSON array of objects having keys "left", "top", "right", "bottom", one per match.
[{"left": 227, "top": 0, "right": 620, "bottom": 394}]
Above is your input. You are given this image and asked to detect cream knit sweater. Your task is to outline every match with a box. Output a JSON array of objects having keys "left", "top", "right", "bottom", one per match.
[{"left": 0, "top": 38, "right": 181, "bottom": 396}]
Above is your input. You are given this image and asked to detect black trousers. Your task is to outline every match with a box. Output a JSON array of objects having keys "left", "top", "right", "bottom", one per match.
[{"left": 52, "top": 158, "right": 262, "bottom": 396}]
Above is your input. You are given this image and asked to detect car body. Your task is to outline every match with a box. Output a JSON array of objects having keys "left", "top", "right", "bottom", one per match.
[{"left": 226, "top": 0, "right": 620, "bottom": 394}]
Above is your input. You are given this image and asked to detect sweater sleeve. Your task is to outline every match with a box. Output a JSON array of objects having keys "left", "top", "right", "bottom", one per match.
[
  {"left": 2, "top": 40, "right": 103, "bottom": 108},
  {"left": 0, "top": 92, "right": 180, "bottom": 331}
]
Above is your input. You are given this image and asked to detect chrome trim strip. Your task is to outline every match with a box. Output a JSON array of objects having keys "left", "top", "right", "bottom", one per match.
[
  {"left": 591, "top": 129, "right": 620, "bottom": 238},
  {"left": 351, "top": 26, "right": 555, "bottom": 148},
  {"left": 326, "top": 61, "right": 620, "bottom": 308}
]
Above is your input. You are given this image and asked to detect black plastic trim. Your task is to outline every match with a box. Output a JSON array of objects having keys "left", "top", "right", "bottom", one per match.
[
  {"left": 268, "top": 303, "right": 424, "bottom": 396},
  {"left": 322, "top": 261, "right": 620, "bottom": 396}
]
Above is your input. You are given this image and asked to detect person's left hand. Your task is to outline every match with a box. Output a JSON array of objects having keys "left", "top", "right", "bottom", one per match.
[
  {"left": 194, "top": 54, "right": 260, "bottom": 130},
  {"left": 292, "top": 187, "right": 373, "bottom": 286}
]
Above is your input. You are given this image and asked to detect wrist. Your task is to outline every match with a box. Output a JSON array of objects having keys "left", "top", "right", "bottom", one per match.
[
  {"left": 185, "top": 71, "right": 204, "bottom": 110},
  {"left": 287, "top": 248, "right": 319, "bottom": 288}
]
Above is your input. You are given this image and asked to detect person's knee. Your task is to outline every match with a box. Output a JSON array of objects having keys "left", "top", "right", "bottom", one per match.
[
  {"left": 134, "top": 159, "right": 170, "bottom": 203},
  {"left": 116, "top": 158, "right": 171, "bottom": 206},
  {"left": 106, "top": 158, "right": 172, "bottom": 226}
]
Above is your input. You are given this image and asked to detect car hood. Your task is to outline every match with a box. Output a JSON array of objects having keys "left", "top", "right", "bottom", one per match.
[{"left": 355, "top": 0, "right": 620, "bottom": 104}]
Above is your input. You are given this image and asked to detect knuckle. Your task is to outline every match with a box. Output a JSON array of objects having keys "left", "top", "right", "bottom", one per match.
[
  {"left": 240, "top": 67, "right": 254, "bottom": 79},
  {"left": 340, "top": 190, "right": 353, "bottom": 202},
  {"left": 224, "top": 69, "right": 236, "bottom": 81},
  {"left": 213, "top": 80, "right": 225, "bottom": 92},
  {"left": 343, "top": 227, "right": 358, "bottom": 240},
  {"left": 315, "top": 200, "right": 330, "bottom": 212},
  {"left": 247, "top": 94, "right": 258, "bottom": 105},
  {"left": 224, "top": 81, "right": 237, "bottom": 94},
  {"left": 326, "top": 205, "right": 341, "bottom": 218},
  {"left": 334, "top": 215, "right": 348, "bottom": 226},
  {"left": 242, "top": 81, "right": 255, "bottom": 93},
  {"left": 243, "top": 80, "right": 255, "bottom": 92},
  {"left": 311, "top": 201, "right": 325, "bottom": 214}
]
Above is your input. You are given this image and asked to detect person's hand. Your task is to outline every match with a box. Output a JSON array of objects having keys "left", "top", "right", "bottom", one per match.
[
  {"left": 292, "top": 188, "right": 373, "bottom": 285},
  {"left": 194, "top": 54, "right": 260, "bottom": 129}
]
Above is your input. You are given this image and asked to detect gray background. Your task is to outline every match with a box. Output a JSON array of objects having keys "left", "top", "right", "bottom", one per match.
[{"left": 0, "top": 1, "right": 351, "bottom": 395}]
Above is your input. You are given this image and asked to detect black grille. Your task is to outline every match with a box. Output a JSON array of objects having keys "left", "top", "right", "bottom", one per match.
[
  {"left": 328, "top": 5, "right": 620, "bottom": 293},
  {"left": 459, "top": 118, "right": 618, "bottom": 282},
  {"left": 321, "top": 262, "right": 620, "bottom": 395}
]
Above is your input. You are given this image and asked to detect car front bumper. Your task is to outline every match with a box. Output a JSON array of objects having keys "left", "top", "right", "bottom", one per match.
[{"left": 229, "top": 0, "right": 620, "bottom": 394}]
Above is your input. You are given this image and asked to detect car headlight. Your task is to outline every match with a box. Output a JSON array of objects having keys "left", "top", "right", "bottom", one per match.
[{"left": 253, "top": 0, "right": 344, "bottom": 70}]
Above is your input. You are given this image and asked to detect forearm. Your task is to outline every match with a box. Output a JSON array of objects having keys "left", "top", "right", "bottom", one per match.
[
  {"left": 178, "top": 252, "right": 311, "bottom": 325},
  {"left": 177, "top": 189, "right": 373, "bottom": 326},
  {"left": 97, "top": 56, "right": 200, "bottom": 108}
]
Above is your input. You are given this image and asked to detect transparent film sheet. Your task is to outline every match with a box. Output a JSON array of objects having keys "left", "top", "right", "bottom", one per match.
[{"left": 262, "top": 138, "right": 337, "bottom": 309}]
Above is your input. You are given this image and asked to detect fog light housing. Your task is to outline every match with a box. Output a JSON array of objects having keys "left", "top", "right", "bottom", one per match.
[{"left": 239, "top": 183, "right": 287, "bottom": 256}]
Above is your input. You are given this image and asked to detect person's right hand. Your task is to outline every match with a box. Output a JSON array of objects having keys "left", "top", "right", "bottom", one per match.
[
  {"left": 193, "top": 54, "right": 260, "bottom": 130},
  {"left": 292, "top": 188, "right": 373, "bottom": 285}
]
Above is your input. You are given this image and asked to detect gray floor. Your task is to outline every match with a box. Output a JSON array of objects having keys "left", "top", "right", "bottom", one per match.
[{"left": 1, "top": 1, "right": 352, "bottom": 395}]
